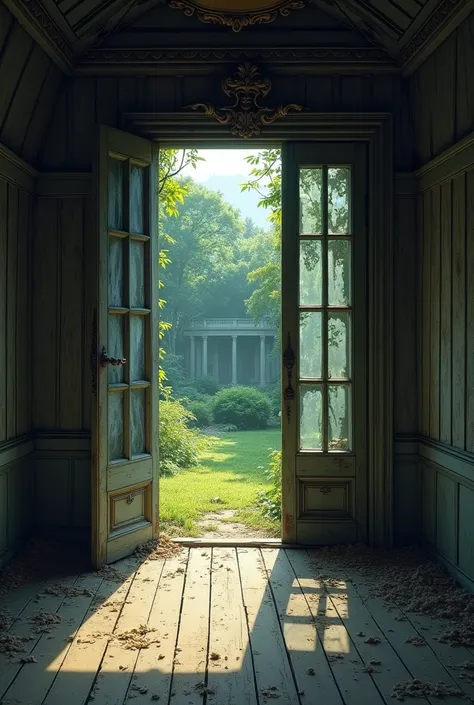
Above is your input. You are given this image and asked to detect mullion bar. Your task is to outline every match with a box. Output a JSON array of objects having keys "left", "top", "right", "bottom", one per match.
[
  {"left": 322, "top": 166, "right": 329, "bottom": 453},
  {"left": 124, "top": 159, "right": 131, "bottom": 461}
]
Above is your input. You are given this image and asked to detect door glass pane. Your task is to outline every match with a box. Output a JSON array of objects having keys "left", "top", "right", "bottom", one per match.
[
  {"left": 131, "top": 389, "right": 146, "bottom": 456},
  {"left": 130, "top": 165, "right": 146, "bottom": 235},
  {"left": 109, "top": 236, "right": 124, "bottom": 307},
  {"left": 300, "top": 240, "right": 322, "bottom": 305},
  {"left": 300, "top": 385, "right": 323, "bottom": 450},
  {"left": 299, "top": 169, "right": 323, "bottom": 235},
  {"left": 328, "top": 167, "right": 350, "bottom": 234},
  {"left": 108, "top": 157, "right": 124, "bottom": 230},
  {"left": 108, "top": 392, "right": 124, "bottom": 461},
  {"left": 300, "top": 312, "right": 322, "bottom": 378},
  {"left": 328, "top": 240, "right": 351, "bottom": 306},
  {"left": 328, "top": 385, "right": 351, "bottom": 451},
  {"left": 108, "top": 315, "right": 125, "bottom": 384},
  {"left": 130, "top": 240, "right": 145, "bottom": 308},
  {"left": 328, "top": 313, "right": 350, "bottom": 379},
  {"left": 131, "top": 315, "right": 146, "bottom": 381}
]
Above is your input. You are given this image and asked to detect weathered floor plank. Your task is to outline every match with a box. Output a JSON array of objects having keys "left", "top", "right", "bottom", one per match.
[
  {"left": 262, "top": 548, "right": 344, "bottom": 705},
  {"left": 170, "top": 547, "right": 212, "bottom": 704},
  {"left": 237, "top": 547, "right": 301, "bottom": 705},
  {"left": 130, "top": 551, "right": 189, "bottom": 703},
  {"left": 207, "top": 547, "right": 257, "bottom": 705}
]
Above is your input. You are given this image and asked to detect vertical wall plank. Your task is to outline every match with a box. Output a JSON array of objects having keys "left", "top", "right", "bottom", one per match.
[
  {"left": 83, "top": 196, "right": 94, "bottom": 430},
  {"left": 0, "top": 180, "right": 6, "bottom": 442},
  {"left": 429, "top": 186, "right": 441, "bottom": 440},
  {"left": 6, "top": 184, "right": 19, "bottom": 440},
  {"left": 16, "top": 190, "right": 30, "bottom": 436},
  {"left": 59, "top": 199, "right": 84, "bottom": 429},
  {"left": 439, "top": 181, "right": 452, "bottom": 445},
  {"left": 0, "top": 25, "right": 32, "bottom": 132},
  {"left": 432, "top": 37, "right": 456, "bottom": 156},
  {"left": 421, "top": 191, "right": 431, "bottom": 437},
  {"left": 452, "top": 172, "right": 466, "bottom": 450},
  {"left": 466, "top": 170, "right": 474, "bottom": 452},
  {"left": 33, "top": 199, "right": 59, "bottom": 428}
]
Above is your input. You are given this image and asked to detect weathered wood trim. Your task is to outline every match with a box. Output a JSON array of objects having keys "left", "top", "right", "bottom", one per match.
[
  {"left": 0, "top": 435, "right": 34, "bottom": 470},
  {"left": 77, "top": 47, "right": 398, "bottom": 75},
  {"left": 419, "top": 437, "right": 474, "bottom": 486},
  {"left": 2, "top": 0, "right": 74, "bottom": 74},
  {"left": 0, "top": 143, "right": 37, "bottom": 193},
  {"left": 417, "top": 131, "right": 474, "bottom": 191},
  {"left": 394, "top": 172, "right": 418, "bottom": 197},
  {"left": 36, "top": 172, "right": 92, "bottom": 197},
  {"left": 34, "top": 431, "right": 91, "bottom": 452},
  {"left": 401, "top": 0, "right": 474, "bottom": 76}
]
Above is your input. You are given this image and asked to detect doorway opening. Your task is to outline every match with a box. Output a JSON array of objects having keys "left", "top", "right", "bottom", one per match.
[{"left": 158, "top": 147, "right": 283, "bottom": 540}]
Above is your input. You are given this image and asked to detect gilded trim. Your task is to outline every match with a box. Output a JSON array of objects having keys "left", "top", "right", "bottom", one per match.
[{"left": 168, "top": 0, "right": 306, "bottom": 31}]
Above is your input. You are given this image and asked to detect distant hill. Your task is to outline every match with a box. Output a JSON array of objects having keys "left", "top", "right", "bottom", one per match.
[{"left": 201, "top": 173, "right": 271, "bottom": 231}]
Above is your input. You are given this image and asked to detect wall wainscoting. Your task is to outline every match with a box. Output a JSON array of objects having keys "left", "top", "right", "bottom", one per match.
[{"left": 0, "top": 436, "right": 35, "bottom": 567}]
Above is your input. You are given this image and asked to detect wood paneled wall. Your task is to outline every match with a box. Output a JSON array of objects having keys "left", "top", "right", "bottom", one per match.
[
  {"left": 33, "top": 190, "right": 94, "bottom": 432},
  {"left": 410, "top": 11, "right": 474, "bottom": 167},
  {"left": 0, "top": 3, "right": 63, "bottom": 167},
  {"left": 0, "top": 174, "right": 33, "bottom": 443},
  {"left": 419, "top": 166, "right": 474, "bottom": 450},
  {"left": 39, "top": 73, "right": 415, "bottom": 172}
]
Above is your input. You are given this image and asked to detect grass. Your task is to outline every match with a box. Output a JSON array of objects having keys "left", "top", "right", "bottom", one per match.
[{"left": 160, "top": 428, "right": 281, "bottom": 537}]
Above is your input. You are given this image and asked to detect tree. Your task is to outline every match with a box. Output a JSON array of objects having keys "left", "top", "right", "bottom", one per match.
[{"left": 160, "top": 178, "right": 245, "bottom": 352}]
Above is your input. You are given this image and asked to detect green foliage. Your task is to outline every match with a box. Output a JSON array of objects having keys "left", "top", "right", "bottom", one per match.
[
  {"left": 265, "top": 381, "right": 282, "bottom": 419},
  {"left": 186, "top": 400, "right": 213, "bottom": 428},
  {"left": 256, "top": 450, "right": 282, "bottom": 521},
  {"left": 160, "top": 353, "right": 187, "bottom": 393},
  {"left": 213, "top": 386, "right": 271, "bottom": 430},
  {"left": 192, "top": 376, "right": 221, "bottom": 396},
  {"left": 159, "top": 399, "right": 209, "bottom": 476}
]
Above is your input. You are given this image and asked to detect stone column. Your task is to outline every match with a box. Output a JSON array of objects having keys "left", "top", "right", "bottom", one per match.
[
  {"left": 202, "top": 335, "right": 208, "bottom": 377},
  {"left": 231, "top": 335, "right": 237, "bottom": 385},
  {"left": 259, "top": 335, "right": 266, "bottom": 387},
  {"left": 190, "top": 335, "right": 195, "bottom": 379}
]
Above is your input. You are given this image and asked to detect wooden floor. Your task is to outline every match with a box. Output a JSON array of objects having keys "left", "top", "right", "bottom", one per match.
[{"left": 1, "top": 547, "right": 474, "bottom": 705}]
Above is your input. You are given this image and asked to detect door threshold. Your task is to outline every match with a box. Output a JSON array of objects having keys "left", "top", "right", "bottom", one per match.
[{"left": 173, "top": 537, "right": 301, "bottom": 548}]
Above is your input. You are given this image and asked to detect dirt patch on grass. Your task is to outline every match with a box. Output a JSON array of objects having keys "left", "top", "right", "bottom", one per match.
[{"left": 196, "top": 509, "right": 274, "bottom": 539}]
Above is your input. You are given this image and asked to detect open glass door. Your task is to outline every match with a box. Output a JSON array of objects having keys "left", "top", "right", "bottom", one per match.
[
  {"left": 92, "top": 127, "right": 159, "bottom": 566},
  {"left": 281, "top": 142, "right": 367, "bottom": 545}
]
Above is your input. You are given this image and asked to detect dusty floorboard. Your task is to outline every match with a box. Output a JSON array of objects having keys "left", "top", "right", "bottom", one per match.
[{"left": 0, "top": 546, "right": 473, "bottom": 705}]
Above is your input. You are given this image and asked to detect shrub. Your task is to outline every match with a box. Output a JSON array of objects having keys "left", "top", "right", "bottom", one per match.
[
  {"left": 256, "top": 450, "right": 282, "bottom": 521},
  {"left": 161, "top": 353, "right": 187, "bottom": 391},
  {"left": 159, "top": 399, "right": 209, "bottom": 476},
  {"left": 213, "top": 386, "right": 271, "bottom": 430},
  {"left": 192, "top": 375, "right": 221, "bottom": 396},
  {"left": 266, "top": 381, "right": 282, "bottom": 420},
  {"left": 187, "top": 400, "right": 213, "bottom": 428}
]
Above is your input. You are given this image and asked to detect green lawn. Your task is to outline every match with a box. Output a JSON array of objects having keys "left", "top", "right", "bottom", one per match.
[{"left": 160, "top": 428, "right": 281, "bottom": 537}]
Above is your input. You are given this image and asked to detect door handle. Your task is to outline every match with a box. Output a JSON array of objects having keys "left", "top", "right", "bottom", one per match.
[{"left": 100, "top": 347, "right": 127, "bottom": 368}]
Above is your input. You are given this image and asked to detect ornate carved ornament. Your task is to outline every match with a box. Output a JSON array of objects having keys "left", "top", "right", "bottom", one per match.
[
  {"left": 188, "top": 62, "right": 305, "bottom": 138},
  {"left": 168, "top": 0, "right": 306, "bottom": 31},
  {"left": 78, "top": 46, "right": 395, "bottom": 73},
  {"left": 400, "top": 0, "right": 466, "bottom": 69},
  {"left": 4, "top": 0, "right": 74, "bottom": 73}
]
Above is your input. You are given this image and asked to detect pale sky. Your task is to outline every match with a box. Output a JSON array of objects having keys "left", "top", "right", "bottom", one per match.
[{"left": 180, "top": 148, "right": 259, "bottom": 181}]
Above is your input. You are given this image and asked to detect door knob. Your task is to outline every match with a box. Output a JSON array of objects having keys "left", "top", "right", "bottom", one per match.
[{"left": 100, "top": 347, "right": 127, "bottom": 368}]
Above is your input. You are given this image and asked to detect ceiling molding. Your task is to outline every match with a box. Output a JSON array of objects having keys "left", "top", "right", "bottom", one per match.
[
  {"left": 400, "top": 0, "right": 474, "bottom": 74},
  {"left": 167, "top": 0, "right": 307, "bottom": 31},
  {"left": 2, "top": 0, "right": 74, "bottom": 73},
  {"left": 76, "top": 46, "right": 397, "bottom": 74}
]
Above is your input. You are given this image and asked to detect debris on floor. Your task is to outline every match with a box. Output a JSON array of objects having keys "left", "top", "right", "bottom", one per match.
[
  {"left": 115, "top": 624, "right": 159, "bottom": 650},
  {"left": 0, "top": 633, "right": 33, "bottom": 653},
  {"left": 390, "top": 679, "right": 464, "bottom": 700},
  {"left": 96, "top": 565, "right": 127, "bottom": 582},
  {"left": 134, "top": 536, "right": 182, "bottom": 561},
  {"left": 0, "top": 607, "right": 13, "bottom": 630},
  {"left": 29, "top": 612, "right": 62, "bottom": 632},
  {"left": 310, "top": 544, "right": 474, "bottom": 648},
  {"left": 41, "top": 583, "right": 94, "bottom": 597},
  {"left": 405, "top": 636, "right": 426, "bottom": 646}
]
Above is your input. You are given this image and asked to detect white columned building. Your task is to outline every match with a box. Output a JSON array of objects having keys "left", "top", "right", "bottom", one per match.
[{"left": 183, "top": 318, "right": 278, "bottom": 387}]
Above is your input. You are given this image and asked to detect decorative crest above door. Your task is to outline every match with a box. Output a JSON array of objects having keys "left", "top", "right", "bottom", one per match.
[
  {"left": 188, "top": 63, "right": 305, "bottom": 138},
  {"left": 168, "top": 0, "right": 306, "bottom": 31}
]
